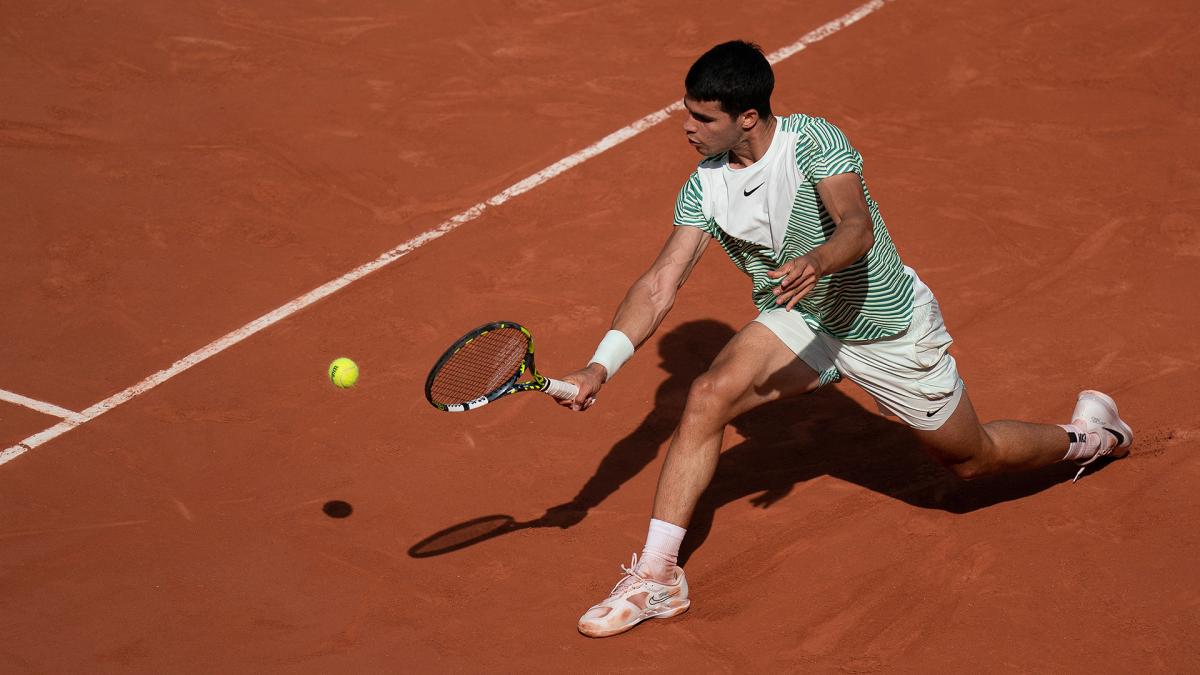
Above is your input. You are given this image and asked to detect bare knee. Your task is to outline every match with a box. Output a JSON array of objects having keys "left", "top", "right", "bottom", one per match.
[
  {"left": 921, "top": 424, "right": 998, "bottom": 481},
  {"left": 945, "top": 457, "right": 990, "bottom": 481},
  {"left": 682, "top": 371, "right": 741, "bottom": 428}
]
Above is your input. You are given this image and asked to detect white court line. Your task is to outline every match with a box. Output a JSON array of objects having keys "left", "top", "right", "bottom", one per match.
[
  {"left": 0, "top": 389, "right": 82, "bottom": 422},
  {"left": 0, "top": 0, "right": 892, "bottom": 467}
]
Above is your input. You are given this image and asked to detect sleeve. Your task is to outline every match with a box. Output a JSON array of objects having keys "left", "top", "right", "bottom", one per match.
[
  {"left": 795, "top": 117, "right": 863, "bottom": 183},
  {"left": 672, "top": 171, "right": 710, "bottom": 231}
]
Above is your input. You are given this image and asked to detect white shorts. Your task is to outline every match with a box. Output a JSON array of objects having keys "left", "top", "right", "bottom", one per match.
[{"left": 753, "top": 277, "right": 964, "bottom": 431}]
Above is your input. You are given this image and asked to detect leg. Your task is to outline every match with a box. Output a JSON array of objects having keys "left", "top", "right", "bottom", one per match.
[
  {"left": 917, "top": 388, "right": 1134, "bottom": 481},
  {"left": 833, "top": 295, "right": 1132, "bottom": 482},
  {"left": 651, "top": 320, "right": 822, "bottom": 529},
  {"left": 915, "top": 389, "right": 1071, "bottom": 479},
  {"left": 577, "top": 320, "right": 825, "bottom": 639}
]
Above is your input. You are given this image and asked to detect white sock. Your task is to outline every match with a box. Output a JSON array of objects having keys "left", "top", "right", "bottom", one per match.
[
  {"left": 1060, "top": 422, "right": 1103, "bottom": 461},
  {"left": 641, "top": 518, "right": 686, "bottom": 572}
]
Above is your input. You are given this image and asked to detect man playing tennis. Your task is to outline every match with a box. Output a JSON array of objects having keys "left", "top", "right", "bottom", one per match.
[{"left": 559, "top": 40, "right": 1133, "bottom": 638}]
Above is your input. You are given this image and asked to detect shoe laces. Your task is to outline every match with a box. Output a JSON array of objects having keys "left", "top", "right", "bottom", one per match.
[
  {"left": 1072, "top": 447, "right": 1108, "bottom": 482},
  {"left": 608, "top": 553, "right": 649, "bottom": 596},
  {"left": 1072, "top": 449, "right": 1112, "bottom": 482}
]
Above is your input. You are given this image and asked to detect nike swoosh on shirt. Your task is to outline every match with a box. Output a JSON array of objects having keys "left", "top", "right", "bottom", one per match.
[{"left": 743, "top": 183, "right": 765, "bottom": 196}]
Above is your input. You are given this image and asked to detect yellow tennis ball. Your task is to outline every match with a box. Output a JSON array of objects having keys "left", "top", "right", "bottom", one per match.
[{"left": 328, "top": 357, "right": 359, "bottom": 388}]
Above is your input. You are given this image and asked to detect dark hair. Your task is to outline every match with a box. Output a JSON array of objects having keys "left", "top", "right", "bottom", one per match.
[{"left": 685, "top": 40, "right": 774, "bottom": 119}]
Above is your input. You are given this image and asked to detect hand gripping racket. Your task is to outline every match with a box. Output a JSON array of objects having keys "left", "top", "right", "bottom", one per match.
[{"left": 425, "top": 321, "right": 579, "bottom": 412}]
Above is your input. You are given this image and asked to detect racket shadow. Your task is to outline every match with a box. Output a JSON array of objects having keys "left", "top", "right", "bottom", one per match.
[
  {"left": 408, "top": 515, "right": 522, "bottom": 558},
  {"left": 407, "top": 507, "right": 601, "bottom": 558},
  {"left": 408, "top": 319, "right": 1082, "bottom": 561}
]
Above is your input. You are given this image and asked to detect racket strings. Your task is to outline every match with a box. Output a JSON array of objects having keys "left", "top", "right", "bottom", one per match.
[{"left": 429, "top": 327, "right": 529, "bottom": 404}]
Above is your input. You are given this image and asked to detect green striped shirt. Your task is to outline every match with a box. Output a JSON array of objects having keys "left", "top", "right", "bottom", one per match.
[{"left": 674, "top": 114, "right": 913, "bottom": 340}]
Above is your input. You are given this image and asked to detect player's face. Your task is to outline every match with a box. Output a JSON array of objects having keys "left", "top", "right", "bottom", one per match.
[{"left": 682, "top": 97, "right": 743, "bottom": 156}]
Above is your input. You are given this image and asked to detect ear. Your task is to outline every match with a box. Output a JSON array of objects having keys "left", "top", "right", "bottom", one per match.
[{"left": 739, "top": 108, "right": 760, "bottom": 130}]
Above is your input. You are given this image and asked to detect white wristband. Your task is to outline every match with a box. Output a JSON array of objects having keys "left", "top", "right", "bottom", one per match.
[{"left": 588, "top": 330, "right": 635, "bottom": 381}]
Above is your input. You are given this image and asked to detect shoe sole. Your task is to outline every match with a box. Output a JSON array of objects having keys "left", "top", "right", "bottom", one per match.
[
  {"left": 578, "top": 600, "right": 691, "bottom": 638},
  {"left": 1078, "top": 390, "right": 1133, "bottom": 457}
]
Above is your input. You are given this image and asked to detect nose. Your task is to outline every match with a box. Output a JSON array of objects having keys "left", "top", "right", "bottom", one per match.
[{"left": 683, "top": 118, "right": 697, "bottom": 134}]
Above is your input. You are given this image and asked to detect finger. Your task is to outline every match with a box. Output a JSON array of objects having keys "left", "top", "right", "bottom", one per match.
[
  {"left": 783, "top": 284, "right": 807, "bottom": 310},
  {"left": 774, "top": 279, "right": 811, "bottom": 308},
  {"left": 785, "top": 283, "right": 814, "bottom": 310},
  {"left": 767, "top": 263, "right": 792, "bottom": 287},
  {"left": 771, "top": 274, "right": 791, "bottom": 295},
  {"left": 775, "top": 275, "right": 802, "bottom": 300},
  {"left": 774, "top": 285, "right": 801, "bottom": 305}
]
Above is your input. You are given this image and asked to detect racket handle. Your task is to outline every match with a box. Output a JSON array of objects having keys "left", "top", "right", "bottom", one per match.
[{"left": 543, "top": 377, "right": 579, "bottom": 400}]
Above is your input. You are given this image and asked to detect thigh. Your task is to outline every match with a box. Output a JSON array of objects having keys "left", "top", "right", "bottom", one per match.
[
  {"left": 912, "top": 388, "right": 985, "bottom": 465},
  {"left": 697, "top": 320, "right": 824, "bottom": 420},
  {"left": 830, "top": 300, "right": 963, "bottom": 431}
]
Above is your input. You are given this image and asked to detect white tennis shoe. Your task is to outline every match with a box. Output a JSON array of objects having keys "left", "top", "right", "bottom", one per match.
[
  {"left": 1071, "top": 390, "right": 1133, "bottom": 481},
  {"left": 578, "top": 554, "right": 690, "bottom": 638}
]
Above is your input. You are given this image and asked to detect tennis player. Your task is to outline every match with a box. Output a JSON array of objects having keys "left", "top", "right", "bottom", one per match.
[{"left": 558, "top": 40, "right": 1134, "bottom": 638}]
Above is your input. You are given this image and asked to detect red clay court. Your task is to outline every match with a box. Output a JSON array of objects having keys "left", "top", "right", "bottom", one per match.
[{"left": 2, "top": 0, "right": 1198, "bottom": 671}]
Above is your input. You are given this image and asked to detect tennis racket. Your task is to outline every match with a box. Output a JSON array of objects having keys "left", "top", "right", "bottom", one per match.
[{"left": 425, "top": 321, "right": 579, "bottom": 412}]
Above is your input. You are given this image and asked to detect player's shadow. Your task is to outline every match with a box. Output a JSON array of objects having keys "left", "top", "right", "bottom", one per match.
[{"left": 409, "top": 319, "right": 1081, "bottom": 560}]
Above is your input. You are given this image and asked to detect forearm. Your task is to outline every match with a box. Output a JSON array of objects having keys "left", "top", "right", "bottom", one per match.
[
  {"left": 583, "top": 276, "right": 673, "bottom": 381},
  {"left": 808, "top": 214, "right": 874, "bottom": 277},
  {"left": 582, "top": 226, "right": 707, "bottom": 382},
  {"left": 808, "top": 173, "right": 877, "bottom": 278},
  {"left": 610, "top": 274, "right": 676, "bottom": 348},
  {"left": 770, "top": 213, "right": 875, "bottom": 311}
]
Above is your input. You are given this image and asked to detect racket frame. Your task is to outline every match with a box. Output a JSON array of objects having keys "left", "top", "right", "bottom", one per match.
[{"left": 425, "top": 321, "right": 562, "bottom": 412}]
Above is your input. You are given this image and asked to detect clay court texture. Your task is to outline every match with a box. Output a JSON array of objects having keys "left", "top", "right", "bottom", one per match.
[{"left": 2, "top": 0, "right": 1198, "bottom": 671}]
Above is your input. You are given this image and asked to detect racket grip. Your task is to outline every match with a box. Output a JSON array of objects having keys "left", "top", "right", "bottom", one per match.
[{"left": 543, "top": 377, "right": 579, "bottom": 400}]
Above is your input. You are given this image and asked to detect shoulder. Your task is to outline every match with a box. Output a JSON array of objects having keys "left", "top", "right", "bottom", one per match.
[
  {"left": 788, "top": 114, "right": 862, "bottom": 179},
  {"left": 778, "top": 113, "right": 814, "bottom": 132},
  {"left": 677, "top": 170, "right": 702, "bottom": 194},
  {"left": 783, "top": 114, "right": 852, "bottom": 147},
  {"left": 673, "top": 170, "right": 710, "bottom": 227},
  {"left": 776, "top": 114, "right": 853, "bottom": 156}
]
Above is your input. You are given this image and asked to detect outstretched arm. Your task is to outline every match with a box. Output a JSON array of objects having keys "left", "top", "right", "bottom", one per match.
[
  {"left": 769, "top": 172, "right": 876, "bottom": 310},
  {"left": 610, "top": 225, "right": 710, "bottom": 350},
  {"left": 559, "top": 225, "right": 710, "bottom": 409}
]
